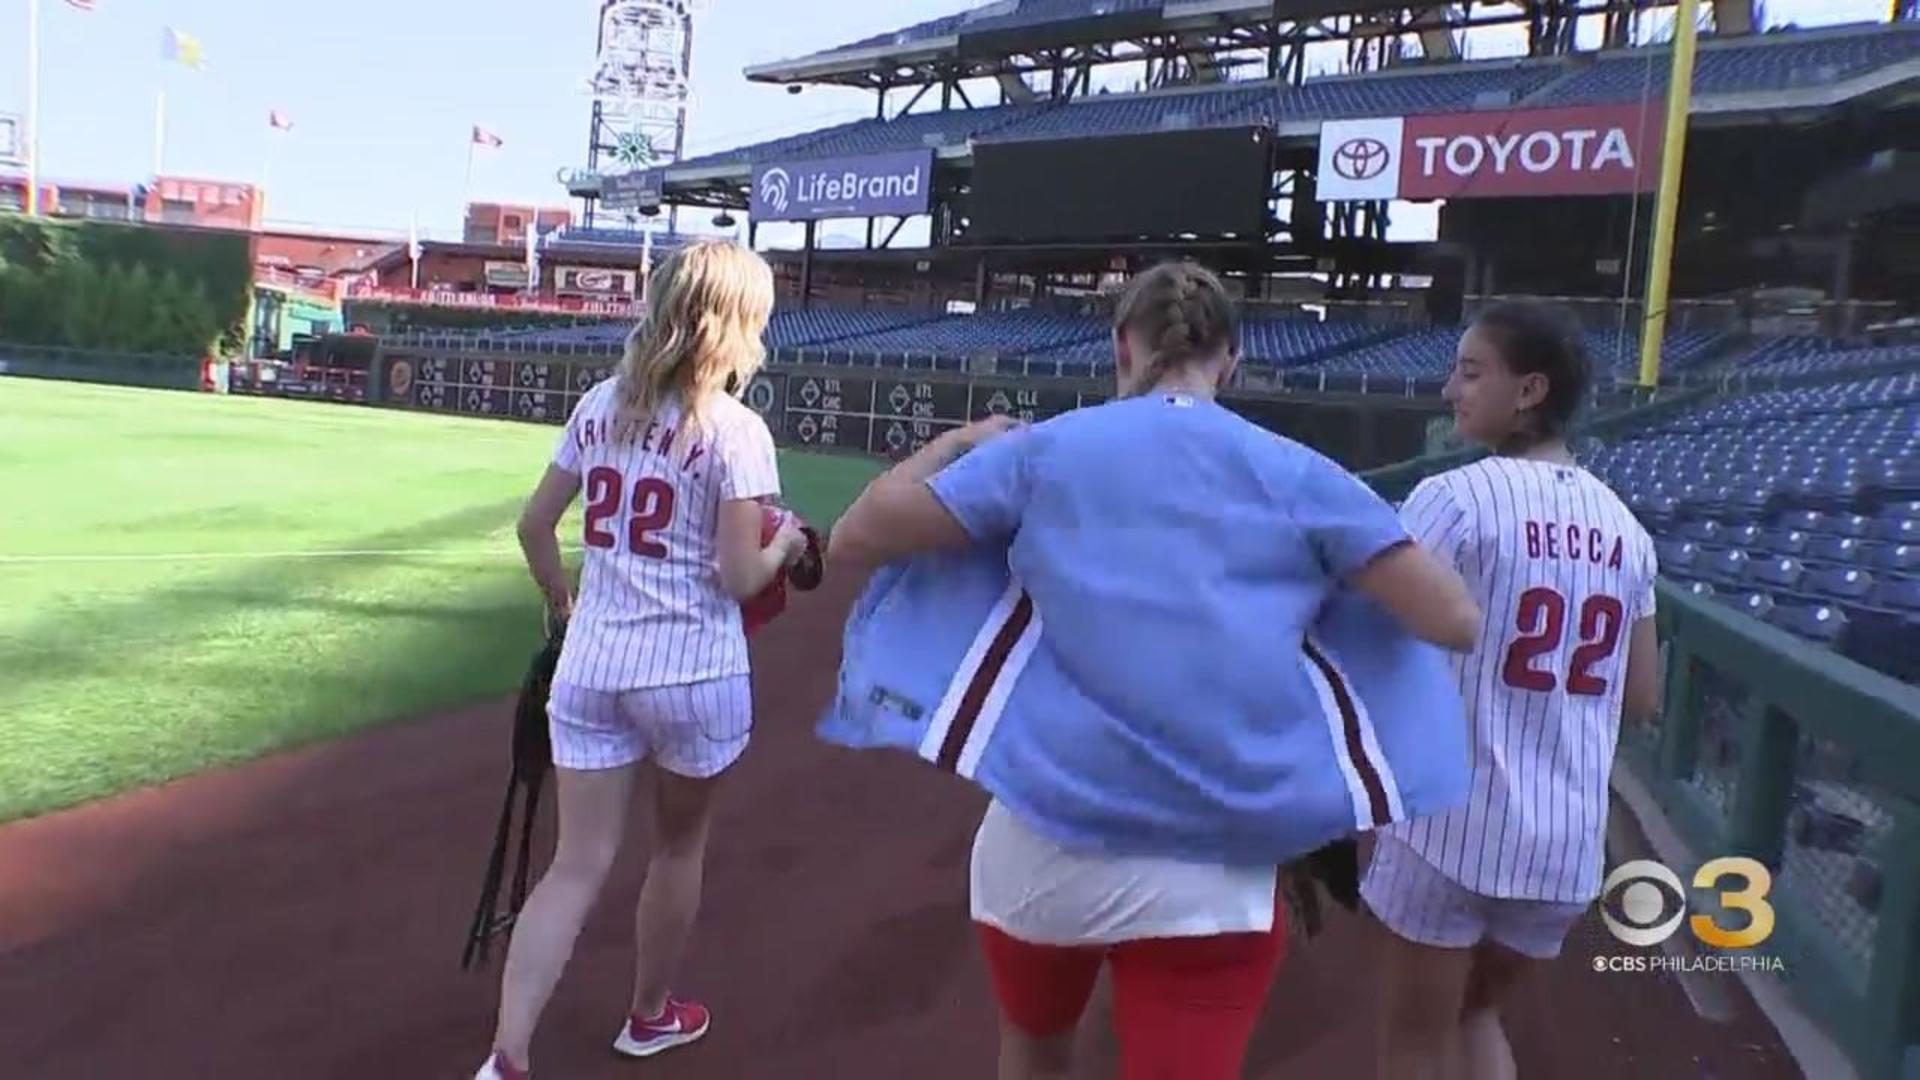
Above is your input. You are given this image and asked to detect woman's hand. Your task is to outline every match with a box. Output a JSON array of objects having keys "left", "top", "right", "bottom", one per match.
[
  {"left": 949, "top": 415, "right": 1022, "bottom": 453},
  {"left": 773, "top": 516, "right": 809, "bottom": 567}
]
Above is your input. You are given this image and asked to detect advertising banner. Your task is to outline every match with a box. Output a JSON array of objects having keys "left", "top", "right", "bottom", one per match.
[
  {"left": 556, "top": 265, "right": 638, "bottom": 297},
  {"left": 750, "top": 149, "right": 934, "bottom": 222},
  {"left": 1318, "top": 104, "right": 1665, "bottom": 202},
  {"left": 484, "top": 261, "right": 531, "bottom": 288},
  {"left": 600, "top": 169, "right": 663, "bottom": 211}
]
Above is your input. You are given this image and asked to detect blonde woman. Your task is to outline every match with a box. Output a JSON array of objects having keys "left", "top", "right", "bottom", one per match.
[{"left": 474, "top": 240, "right": 808, "bottom": 1080}]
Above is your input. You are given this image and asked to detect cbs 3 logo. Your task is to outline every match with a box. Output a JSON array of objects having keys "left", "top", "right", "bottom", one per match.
[{"left": 1598, "top": 857, "right": 1775, "bottom": 949}]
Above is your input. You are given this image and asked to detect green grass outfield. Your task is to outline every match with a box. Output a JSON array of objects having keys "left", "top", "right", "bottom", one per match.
[{"left": 0, "top": 379, "right": 880, "bottom": 822}]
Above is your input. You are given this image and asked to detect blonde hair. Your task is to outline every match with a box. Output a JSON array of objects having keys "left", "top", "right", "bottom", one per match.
[
  {"left": 1111, "top": 261, "right": 1238, "bottom": 397},
  {"left": 614, "top": 238, "right": 776, "bottom": 438}
]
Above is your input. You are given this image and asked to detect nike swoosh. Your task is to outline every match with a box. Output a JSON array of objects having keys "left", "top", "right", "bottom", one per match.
[{"left": 640, "top": 1017, "right": 683, "bottom": 1035}]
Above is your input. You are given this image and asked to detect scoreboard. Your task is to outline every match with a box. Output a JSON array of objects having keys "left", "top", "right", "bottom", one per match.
[
  {"left": 382, "top": 352, "right": 1107, "bottom": 461},
  {"left": 383, "top": 354, "right": 612, "bottom": 425},
  {"left": 372, "top": 350, "right": 1432, "bottom": 469},
  {"left": 770, "top": 372, "right": 1097, "bottom": 458}
]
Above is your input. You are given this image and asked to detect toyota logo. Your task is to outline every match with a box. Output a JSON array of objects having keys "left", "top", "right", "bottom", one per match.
[
  {"left": 1332, "top": 137, "right": 1391, "bottom": 181},
  {"left": 758, "top": 167, "right": 791, "bottom": 213}
]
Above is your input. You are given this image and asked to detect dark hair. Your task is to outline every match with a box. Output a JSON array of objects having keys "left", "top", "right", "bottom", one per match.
[
  {"left": 1112, "top": 261, "right": 1238, "bottom": 396},
  {"left": 1470, "top": 299, "right": 1590, "bottom": 446}
]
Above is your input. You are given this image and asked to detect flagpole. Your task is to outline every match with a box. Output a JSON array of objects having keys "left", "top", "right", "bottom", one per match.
[
  {"left": 462, "top": 138, "right": 476, "bottom": 220},
  {"left": 24, "top": 0, "right": 40, "bottom": 216}
]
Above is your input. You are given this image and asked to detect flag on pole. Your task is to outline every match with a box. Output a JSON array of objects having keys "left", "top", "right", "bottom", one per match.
[
  {"left": 269, "top": 110, "right": 294, "bottom": 132},
  {"left": 161, "top": 28, "right": 206, "bottom": 69},
  {"left": 471, "top": 125, "right": 503, "bottom": 149}
]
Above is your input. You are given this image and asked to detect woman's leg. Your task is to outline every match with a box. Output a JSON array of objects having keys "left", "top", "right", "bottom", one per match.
[
  {"left": 1371, "top": 921, "right": 1474, "bottom": 1080},
  {"left": 974, "top": 922, "right": 1104, "bottom": 1080},
  {"left": 1104, "top": 899, "right": 1287, "bottom": 1080},
  {"left": 489, "top": 763, "right": 637, "bottom": 1071},
  {"left": 629, "top": 761, "right": 724, "bottom": 1019},
  {"left": 614, "top": 676, "right": 750, "bottom": 1055}
]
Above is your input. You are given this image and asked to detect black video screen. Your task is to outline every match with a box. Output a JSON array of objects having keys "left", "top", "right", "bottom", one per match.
[{"left": 969, "top": 126, "right": 1271, "bottom": 242}]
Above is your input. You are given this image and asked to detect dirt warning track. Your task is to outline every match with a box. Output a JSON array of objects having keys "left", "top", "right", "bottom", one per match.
[{"left": 0, "top": 572, "right": 1798, "bottom": 1078}]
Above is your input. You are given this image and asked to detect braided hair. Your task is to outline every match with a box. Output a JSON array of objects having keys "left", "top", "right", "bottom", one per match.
[{"left": 1111, "top": 261, "right": 1239, "bottom": 397}]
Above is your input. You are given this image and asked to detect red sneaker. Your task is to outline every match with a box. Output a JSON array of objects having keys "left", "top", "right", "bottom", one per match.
[{"left": 612, "top": 996, "right": 711, "bottom": 1058}]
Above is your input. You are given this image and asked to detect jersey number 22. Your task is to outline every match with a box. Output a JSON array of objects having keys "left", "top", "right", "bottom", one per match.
[
  {"left": 584, "top": 467, "right": 676, "bottom": 558},
  {"left": 1500, "top": 587, "right": 1624, "bottom": 696}
]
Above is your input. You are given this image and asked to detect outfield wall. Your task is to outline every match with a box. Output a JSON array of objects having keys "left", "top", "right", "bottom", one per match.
[{"left": 365, "top": 348, "right": 1447, "bottom": 472}]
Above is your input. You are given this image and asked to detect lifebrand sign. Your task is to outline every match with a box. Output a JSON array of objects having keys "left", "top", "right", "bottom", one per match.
[{"left": 750, "top": 149, "right": 934, "bottom": 222}]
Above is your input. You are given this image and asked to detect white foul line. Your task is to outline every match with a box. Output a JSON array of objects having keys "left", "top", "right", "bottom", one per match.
[{"left": 0, "top": 548, "right": 527, "bottom": 565}]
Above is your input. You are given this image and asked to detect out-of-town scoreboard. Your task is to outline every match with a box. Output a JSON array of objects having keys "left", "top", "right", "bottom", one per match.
[{"left": 377, "top": 354, "right": 1105, "bottom": 459}]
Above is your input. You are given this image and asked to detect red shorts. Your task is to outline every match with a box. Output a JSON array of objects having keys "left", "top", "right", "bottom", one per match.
[{"left": 974, "top": 895, "right": 1287, "bottom": 1080}]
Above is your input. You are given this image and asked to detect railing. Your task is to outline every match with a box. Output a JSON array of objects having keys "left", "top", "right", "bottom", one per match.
[
  {"left": 0, "top": 343, "right": 201, "bottom": 391},
  {"left": 1360, "top": 390, "right": 1920, "bottom": 1080}
]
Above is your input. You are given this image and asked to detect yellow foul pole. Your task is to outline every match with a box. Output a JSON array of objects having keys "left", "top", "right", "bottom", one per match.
[{"left": 1637, "top": 0, "right": 1703, "bottom": 387}]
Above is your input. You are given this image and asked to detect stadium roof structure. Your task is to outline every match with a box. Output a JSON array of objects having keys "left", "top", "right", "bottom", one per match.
[
  {"left": 655, "top": 21, "right": 1920, "bottom": 209},
  {"left": 745, "top": 0, "right": 1652, "bottom": 89}
]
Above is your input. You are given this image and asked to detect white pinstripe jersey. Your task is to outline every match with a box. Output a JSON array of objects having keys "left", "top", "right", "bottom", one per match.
[
  {"left": 549, "top": 380, "right": 782, "bottom": 692},
  {"left": 1383, "top": 456, "right": 1657, "bottom": 904}
]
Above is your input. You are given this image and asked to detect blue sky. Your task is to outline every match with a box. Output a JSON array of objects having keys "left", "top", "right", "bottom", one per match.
[{"left": 3, "top": 0, "right": 1895, "bottom": 243}]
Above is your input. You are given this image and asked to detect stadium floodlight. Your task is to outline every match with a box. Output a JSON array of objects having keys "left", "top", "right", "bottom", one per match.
[{"left": 580, "top": 0, "right": 694, "bottom": 226}]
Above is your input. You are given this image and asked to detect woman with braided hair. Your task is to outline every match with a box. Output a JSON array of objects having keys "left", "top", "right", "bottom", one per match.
[{"left": 828, "top": 260, "right": 1482, "bottom": 1079}]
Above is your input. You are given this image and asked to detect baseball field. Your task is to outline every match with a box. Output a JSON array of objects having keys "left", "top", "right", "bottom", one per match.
[{"left": 0, "top": 378, "right": 880, "bottom": 822}]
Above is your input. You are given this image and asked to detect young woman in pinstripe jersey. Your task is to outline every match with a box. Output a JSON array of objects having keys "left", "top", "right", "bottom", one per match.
[
  {"left": 474, "top": 240, "right": 809, "bottom": 1080},
  {"left": 1363, "top": 301, "right": 1664, "bottom": 1080}
]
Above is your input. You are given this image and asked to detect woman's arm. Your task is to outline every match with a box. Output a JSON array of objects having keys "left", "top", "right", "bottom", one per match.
[
  {"left": 716, "top": 501, "right": 806, "bottom": 601},
  {"left": 1620, "top": 615, "right": 1663, "bottom": 724},
  {"left": 517, "top": 464, "right": 581, "bottom": 620},
  {"left": 1346, "top": 543, "right": 1482, "bottom": 653},
  {"left": 828, "top": 416, "right": 1020, "bottom": 574}
]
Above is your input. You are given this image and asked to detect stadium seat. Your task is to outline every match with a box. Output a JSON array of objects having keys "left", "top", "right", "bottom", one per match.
[
  {"left": 1805, "top": 535, "right": 1864, "bottom": 566},
  {"left": 1749, "top": 556, "right": 1806, "bottom": 593},
  {"left": 1768, "top": 604, "right": 1849, "bottom": 646},
  {"left": 1872, "top": 545, "right": 1918, "bottom": 576},
  {"left": 1700, "top": 548, "right": 1751, "bottom": 587},
  {"left": 1759, "top": 529, "right": 1811, "bottom": 556},
  {"left": 1806, "top": 566, "right": 1876, "bottom": 605},
  {"left": 1872, "top": 578, "right": 1920, "bottom": 615},
  {"left": 1874, "top": 518, "right": 1920, "bottom": 545},
  {"left": 1729, "top": 591, "right": 1776, "bottom": 621}
]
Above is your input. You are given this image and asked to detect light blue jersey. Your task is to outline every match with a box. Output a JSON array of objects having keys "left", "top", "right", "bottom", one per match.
[{"left": 818, "top": 392, "right": 1472, "bottom": 866}]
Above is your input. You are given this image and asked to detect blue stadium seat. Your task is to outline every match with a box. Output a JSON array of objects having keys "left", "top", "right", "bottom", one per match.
[
  {"left": 1807, "top": 566, "right": 1876, "bottom": 605},
  {"left": 1728, "top": 591, "right": 1776, "bottom": 621},
  {"left": 1748, "top": 556, "right": 1806, "bottom": 593},
  {"left": 1872, "top": 544, "right": 1919, "bottom": 576},
  {"left": 1805, "top": 535, "right": 1866, "bottom": 567},
  {"left": 1874, "top": 518, "right": 1920, "bottom": 546},
  {"left": 1700, "top": 548, "right": 1751, "bottom": 586},
  {"left": 1680, "top": 519, "right": 1725, "bottom": 546},
  {"left": 1656, "top": 540, "right": 1699, "bottom": 575},
  {"left": 1759, "top": 528, "right": 1811, "bottom": 556},
  {"left": 1872, "top": 578, "right": 1920, "bottom": 615},
  {"left": 1768, "top": 604, "right": 1849, "bottom": 646},
  {"left": 1879, "top": 501, "right": 1920, "bottom": 521}
]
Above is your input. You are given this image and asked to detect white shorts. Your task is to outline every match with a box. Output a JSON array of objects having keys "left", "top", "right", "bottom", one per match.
[
  {"left": 1360, "top": 834, "right": 1587, "bottom": 960},
  {"left": 546, "top": 676, "right": 752, "bottom": 778}
]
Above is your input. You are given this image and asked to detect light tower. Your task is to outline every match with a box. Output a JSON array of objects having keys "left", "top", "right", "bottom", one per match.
[{"left": 579, "top": 0, "right": 694, "bottom": 229}]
